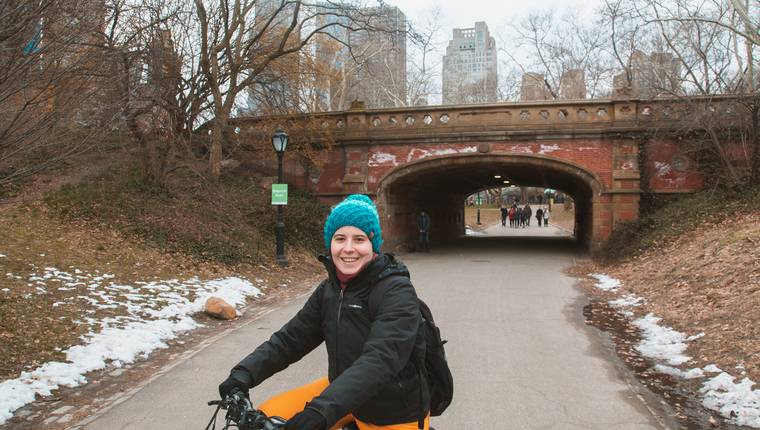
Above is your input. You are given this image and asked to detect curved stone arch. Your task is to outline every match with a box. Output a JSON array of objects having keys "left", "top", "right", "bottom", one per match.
[
  {"left": 374, "top": 152, "right": 607, "bottom": 252},
  {"left": 375, "top": 153, "right": 606, "bottom": 197}
]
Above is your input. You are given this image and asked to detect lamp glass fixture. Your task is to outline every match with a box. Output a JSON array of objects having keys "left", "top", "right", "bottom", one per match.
[
  {"left": 272, "top": 128, "right": 289, "bottom": 153},
  {"left": 494, "top": 175, "right": 501, "bottom": 179}
]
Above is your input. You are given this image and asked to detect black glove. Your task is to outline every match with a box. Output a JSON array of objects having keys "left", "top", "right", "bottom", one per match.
[
  {"left": 284, "top": 408, "right": 326, "bottom": 430},
  {"left": 218, "top": 369, "right": 251, "bottom": 400}
]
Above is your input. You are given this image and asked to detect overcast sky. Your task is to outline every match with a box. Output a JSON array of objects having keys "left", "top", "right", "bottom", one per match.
[
  {"left": 394, "top": 0, "right": 603, "bottom": 34},
  {"left": 382, "top": 0, "right": 608, "bottom": 101}
]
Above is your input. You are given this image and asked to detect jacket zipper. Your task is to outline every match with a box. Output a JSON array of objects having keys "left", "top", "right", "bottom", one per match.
[{"left": 335, "top": 288, "right": 344, "bottom": 374}]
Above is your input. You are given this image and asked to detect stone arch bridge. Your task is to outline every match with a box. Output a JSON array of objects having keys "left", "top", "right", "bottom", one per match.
[{"left": 230, "top": 97, "right": 718, "bottom": 252}]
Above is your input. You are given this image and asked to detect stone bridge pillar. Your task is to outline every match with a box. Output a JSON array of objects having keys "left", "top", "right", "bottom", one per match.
[
  {"left": 592, "top": 139, "right": 641, "bottom": 249},
  {"left": 342, "top": 146, "right": 369, "bottom": 194}
]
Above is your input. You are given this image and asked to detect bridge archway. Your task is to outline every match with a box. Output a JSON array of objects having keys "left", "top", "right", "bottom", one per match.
[{"left": 375, "top": 153, "right": 605, "bottom": 251}]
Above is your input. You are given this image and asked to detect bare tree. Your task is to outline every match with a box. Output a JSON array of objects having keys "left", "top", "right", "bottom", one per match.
[
  {"left": 501, "top": 10, "right": 615, "bottom": 100},
  {"left": 193, "top": 0, "right": 389, "bottom": 178},
  {"left": 605, "top": 0, "right": 759, "bottom": 186},
  {"left": 0, "top": 0, "right": 108, "bottom": 187}
]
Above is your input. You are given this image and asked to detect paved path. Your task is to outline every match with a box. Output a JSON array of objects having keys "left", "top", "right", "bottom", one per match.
[
  {"left": 476, "top": 220, "right": 573, "bottom": 237},
  {"left": 77, "top": 235, "right": 664, "bottom": 430}
]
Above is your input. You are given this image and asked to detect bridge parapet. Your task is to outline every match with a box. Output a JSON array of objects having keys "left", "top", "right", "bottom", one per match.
[
  {"left": 228, "top": 95, "right": 739, "bottom": 145},
  {"left": 224, "top": 96, "right": 731, "bottom": 252}
]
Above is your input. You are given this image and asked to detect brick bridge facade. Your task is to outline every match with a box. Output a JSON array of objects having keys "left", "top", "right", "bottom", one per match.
[{"left": 231, "top": 97, "right": 711, "bottom": 252}]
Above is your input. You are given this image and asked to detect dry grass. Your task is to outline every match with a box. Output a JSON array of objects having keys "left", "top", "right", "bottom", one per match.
[
  {"left": 0, "top": 204, "right": 323, "bottom": 381},
  {"left": 0, "top": 149, "right": 329, "bottom": 382},
  {"left": 576, "top": 212, "right": 760, "bottom": 384}
]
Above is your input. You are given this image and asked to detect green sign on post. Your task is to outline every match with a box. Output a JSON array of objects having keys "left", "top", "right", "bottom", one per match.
[{"left": 271, "top": 183, "right": 288, "bottom": 205}]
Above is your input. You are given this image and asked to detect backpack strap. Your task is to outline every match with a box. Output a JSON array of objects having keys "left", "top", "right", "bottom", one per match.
[{"left": 367, "top": 274, "right": 410, "bottom": 319}]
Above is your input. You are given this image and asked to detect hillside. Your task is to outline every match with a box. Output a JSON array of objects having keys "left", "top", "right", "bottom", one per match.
[
  {"left": 0, "top": 149, "right": 331, "bottom": 427},
  {"left": 574, "top": 188, "right": 760, "bottom": 428}
]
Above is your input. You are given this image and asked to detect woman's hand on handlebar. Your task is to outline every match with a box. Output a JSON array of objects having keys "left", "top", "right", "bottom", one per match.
[{"left": 218, "top": 372, "right": 250, "bottom": 400}]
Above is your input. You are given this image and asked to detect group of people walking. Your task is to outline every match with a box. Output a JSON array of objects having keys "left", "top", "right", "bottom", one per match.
[{"left": 500, "top": 204, "right": 550, "bottom": 228}]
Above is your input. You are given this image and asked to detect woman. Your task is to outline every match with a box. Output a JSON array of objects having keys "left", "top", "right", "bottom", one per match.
[{"left": 218, "top": 194, "right": 430, "bottom": 430}]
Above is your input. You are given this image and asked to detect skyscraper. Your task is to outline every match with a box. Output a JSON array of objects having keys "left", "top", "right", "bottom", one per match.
[
  {"left": 442, "top": 22, "right": 498, "bottom": 105},
  {"left": 613, "top": 50, "right": 682, "bottom": 98},
  {"left": 344, "top": 5, "right": 407, "bottom": 109},
  {"left": 246, "top": 0, "right": 301, "bottom": 113},
  {"left": 313, "top": 3, "right": 408, "bottom": 110},
  {"left": 313, "top": 3, "right": 353, "bottom": 111}
]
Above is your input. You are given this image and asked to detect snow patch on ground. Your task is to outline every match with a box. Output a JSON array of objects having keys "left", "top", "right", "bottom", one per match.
[
  {"left": 655, "top": 364, "right": 705, "bottom": 379},
  {"left": 590, "top": 273, "right": 760, "bottom": 428},
  {"left": 633, "top": 313, "right": 701, "bottom": 366},
  {"left": 0, "top": 276, "right": 262, "bottom": 425},
  {"left": 590, "top": 273, "right": 621, "bottom": 291},
  {"left": 701, "top": 373, "right": 760, "bottom": 428}
]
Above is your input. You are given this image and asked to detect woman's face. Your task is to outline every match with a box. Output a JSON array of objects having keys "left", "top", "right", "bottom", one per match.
[{"left": 331, "top": 226, "right": 374, "bottom": 276}]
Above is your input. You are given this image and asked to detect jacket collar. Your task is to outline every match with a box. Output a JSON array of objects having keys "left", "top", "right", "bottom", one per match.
[{"left": 318, "top": 253, "right": 409, "bottom": 290}]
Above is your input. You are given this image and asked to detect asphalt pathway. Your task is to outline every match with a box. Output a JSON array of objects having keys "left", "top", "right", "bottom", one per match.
[{"left": 77, "top": 233, "right": 664, "bottom": 430}]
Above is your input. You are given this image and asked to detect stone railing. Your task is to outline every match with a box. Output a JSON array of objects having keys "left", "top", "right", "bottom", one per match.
[{"left": 228, "top": 95, "right": 744, "bottom": 142}]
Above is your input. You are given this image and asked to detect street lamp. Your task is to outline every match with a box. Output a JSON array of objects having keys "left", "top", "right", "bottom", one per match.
[{"left": 272, "top": 128, "right": 288, "bottom": 266}]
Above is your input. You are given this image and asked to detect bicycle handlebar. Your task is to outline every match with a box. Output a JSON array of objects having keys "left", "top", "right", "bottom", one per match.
[{"left": 205, "top": 389, "right": 287, "bottom": 430}]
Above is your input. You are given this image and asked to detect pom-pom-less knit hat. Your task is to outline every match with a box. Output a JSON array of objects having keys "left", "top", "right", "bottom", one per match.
[{"left": 324, "top": 194, "right": 383, "bottom": 252}]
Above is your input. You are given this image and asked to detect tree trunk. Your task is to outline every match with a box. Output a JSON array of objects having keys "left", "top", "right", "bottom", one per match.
[
  {"left": 209, "top": 112, "right": 227, "bottom": 178},
  {"left": 750, "top": 100, "right": 760, "bottom": 184}
]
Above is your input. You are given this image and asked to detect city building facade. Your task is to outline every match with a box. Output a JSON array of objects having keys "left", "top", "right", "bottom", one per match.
[
  {"left": 344, "top": 5, "right": 407, "bottom": 109},
  {"left": 441, "top": 22, "right": 498, "bottom": 105},
  {"left": 613, "top": 50, "right": 682, "bottom": 98}
]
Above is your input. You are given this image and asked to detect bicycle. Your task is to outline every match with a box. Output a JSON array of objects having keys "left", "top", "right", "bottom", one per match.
[
  {"left": 205, "top": 391, "right": 426, "bottom": 430},
  {"left": 205, "top": 390, "right": 287, "bottom": 430}
]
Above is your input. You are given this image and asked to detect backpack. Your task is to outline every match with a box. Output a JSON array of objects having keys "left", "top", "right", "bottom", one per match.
[{"left": 368, "top": 277, "right": 454, "bottom": 417}]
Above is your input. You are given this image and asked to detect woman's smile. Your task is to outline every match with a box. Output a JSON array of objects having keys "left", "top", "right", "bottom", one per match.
[{"left": 331, "top": 226, "right": 374, "bottom": 276}]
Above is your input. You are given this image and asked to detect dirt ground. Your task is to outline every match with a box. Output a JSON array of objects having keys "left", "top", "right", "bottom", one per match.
[
  {"left": 0, "top": 201, "right": 325, "bottom": 429},
  {"left": 572, "top": 211, "right": 760, "bottom": 392},
  {"left": 0, "top": 203, "right": 323, "bottom": 382}
]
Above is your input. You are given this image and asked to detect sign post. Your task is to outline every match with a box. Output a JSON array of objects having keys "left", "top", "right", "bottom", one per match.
[{"left": 272, "top": 183, "right": 288, "bottom": 205}]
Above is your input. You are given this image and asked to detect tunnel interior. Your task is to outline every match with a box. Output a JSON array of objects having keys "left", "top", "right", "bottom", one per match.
[{"left": 377, "top": 155, "right": 600, "bottom": 251}]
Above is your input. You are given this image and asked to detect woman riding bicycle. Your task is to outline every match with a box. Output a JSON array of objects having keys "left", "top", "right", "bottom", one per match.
[{"left": 218, "top": 195, "right": 430, "bottom": 430}]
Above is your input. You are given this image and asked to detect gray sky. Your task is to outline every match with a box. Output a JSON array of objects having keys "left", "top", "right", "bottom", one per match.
[
  {"left": 395, "top": 0, "right": 603, "bottom": 34},
  {"left": 384, "top": 0, "right": 608, "bottom": 102}
]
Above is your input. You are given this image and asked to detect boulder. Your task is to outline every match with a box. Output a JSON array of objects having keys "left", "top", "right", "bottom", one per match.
[{"left": 204, "top": 297, "right": 237, "bottom": 320}]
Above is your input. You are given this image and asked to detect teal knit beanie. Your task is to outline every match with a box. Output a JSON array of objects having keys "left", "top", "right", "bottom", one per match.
[{"left": 324, "top": 194, "right": 383, "bottom": 252}]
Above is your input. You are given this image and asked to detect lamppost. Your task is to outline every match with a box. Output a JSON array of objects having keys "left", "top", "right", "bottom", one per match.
[{"left": 272, "top": 128, "right": 288, "bottom": 267}]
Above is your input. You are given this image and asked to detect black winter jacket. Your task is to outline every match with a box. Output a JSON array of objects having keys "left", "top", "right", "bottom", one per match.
[{"left": 234, "top": 253, "right": 429, "bottom": 428}]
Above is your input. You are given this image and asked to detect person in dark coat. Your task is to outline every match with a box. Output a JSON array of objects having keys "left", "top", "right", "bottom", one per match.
[
  {"left": 417, "top": 210, "right": 431, "bottom": 252},
  {"left": 536, "top": 207, "right": 544, "bottom": 227},
  {"left": 516, "top": 207, "right": 524, "bottom": 228},
  {"left": 500, "top": 205, "right": 508, "bottom": 227},
  {"left": 523, "top": 204, "right": 532, "bottom": 227},
  {"left": 218, "top": 195, "right": 430, "bottom": 430}
]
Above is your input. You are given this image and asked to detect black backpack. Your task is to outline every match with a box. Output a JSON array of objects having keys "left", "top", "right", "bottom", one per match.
[{"left": 368, "top": 277, "right": 454, "bottom": 417}]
